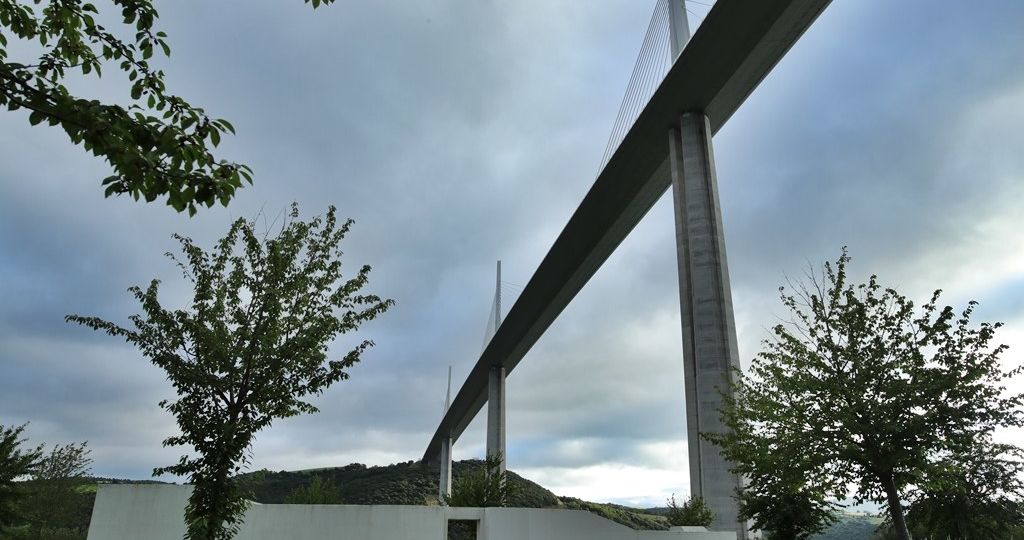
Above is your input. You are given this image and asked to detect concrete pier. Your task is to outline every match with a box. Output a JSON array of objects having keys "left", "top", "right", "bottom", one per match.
[
  {"left": 487, "top": 260, "right": 507, "bottom": 473},
  {"left": 669, "top": 112, "right": 745, "bottom": 537},
  {"left": 487, "top": 365, "right": 507, "bottom": 472},
  {"left": 439, "top": 436, "right": 453, "bottom": 500}
]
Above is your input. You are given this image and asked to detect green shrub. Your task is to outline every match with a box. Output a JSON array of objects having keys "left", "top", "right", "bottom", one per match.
[
  {"left": 444, "top": 454, "right": 517, "bottom": 508},
  {"left": 665, "top": 494, "right": 714, "bottom": 527}
]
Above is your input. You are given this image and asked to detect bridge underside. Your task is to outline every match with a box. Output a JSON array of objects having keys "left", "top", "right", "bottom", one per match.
[{"left": 424, "top": 0, "right": 831, "bottom": 465}]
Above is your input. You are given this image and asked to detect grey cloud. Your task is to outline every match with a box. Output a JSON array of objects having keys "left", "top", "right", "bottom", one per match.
[{"left": 1, "top": 0, "right": 1023, "bottom": 506}]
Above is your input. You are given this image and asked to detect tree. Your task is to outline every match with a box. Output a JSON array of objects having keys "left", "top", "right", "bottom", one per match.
[
  {"left": 0, "top": 0, "right": 334, "bottom": 214},
  {"left": 444, "top": 454, "right": 516, "bottom": 508},
  {"left": 283, "top": 475, "right": 341, "bottom": 505},
  {"left": 0, "top": 423, "right": 42, "bottom": 528},
  {"left": 730, "top": 442, "right": 837, "bottom": 540},
  {"left": 909, "top": 445, "right": 1024, "bottom": 538},
  {"left": 706, "top": 249, "right": 1024, "bottom": 540},
  {"left": 22, "top": 441, "right": 93, "bottom": 533},
  {"left": 67, "top": 204, "right": 394, "bottom": 540},
  {"left": 710, "top": 396, "right": 838, "bottom": 540},
  {"left": 664, "top": 494, "right": 714, "bottom": 527},
  {"left": 874, "top": 442, "right": 1024, "bottom": 539},
  {"left": 737, "top": 489, "right": 835, "bottom": 540}
]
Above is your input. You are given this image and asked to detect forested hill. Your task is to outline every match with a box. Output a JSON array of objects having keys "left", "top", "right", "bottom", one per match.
[{"left": 237, "top": 460, "right": 555, "bottom": 507}]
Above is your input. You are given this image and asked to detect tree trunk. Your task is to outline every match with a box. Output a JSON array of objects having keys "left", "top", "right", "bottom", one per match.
[{"left": 883, "top": 478, "right": 912, "bottom": 540}]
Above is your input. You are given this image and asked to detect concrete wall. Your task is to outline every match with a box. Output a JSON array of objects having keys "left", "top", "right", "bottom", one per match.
[
  {"left": 88, "top": 485, "right": 734, "bottom": 540},
  {"left": 87, "top": 484, "right": 190, "bottom": 539},
  {"left": 479, "top": 508, "right": 731, "bottom": 540}
]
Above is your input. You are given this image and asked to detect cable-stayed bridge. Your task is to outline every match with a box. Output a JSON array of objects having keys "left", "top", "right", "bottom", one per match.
[{"left": 424, "top": 1, "right": 832, "bottom": 536}]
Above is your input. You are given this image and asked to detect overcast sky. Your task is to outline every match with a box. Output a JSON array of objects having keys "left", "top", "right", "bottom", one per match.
[{"left": 2, "top": 0, "right": 1023, "bottom": 508}]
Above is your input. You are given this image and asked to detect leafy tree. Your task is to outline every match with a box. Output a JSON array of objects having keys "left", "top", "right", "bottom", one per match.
[
  {"left": 908, "top": 445, "right": 1024, "bottom": 538},
  {"left": 0, "top": 0, "right": 334, "bottom": 213},
  {"left": 732, "top": 451, "right": 838, "bottom": 540},
  {"left": 22, "top": 441, "right": 93, "bottom": 532},
  {"left": 664, "top": 494, "right": 714, "bottom": 527},
  {"left": 706, "top": 250, "right": 1024, "bottom": 540},
  {"left": 283, "top": 475, "right": 341, "bottom": 505},
  {"left": 0, "top": 423, "right": 42, "bottom": 527},
  {"left": 67, "top": 204, "right": 394, "bottom": 539},
  {"left": 874, "top": 442, "right": 1024, "bottom": 539},
  {"left": 714, "top": 418, "right": 838, "bottom": 539},
  {"left": 444, "top": 454, "right": 517, "bottom": 508}
]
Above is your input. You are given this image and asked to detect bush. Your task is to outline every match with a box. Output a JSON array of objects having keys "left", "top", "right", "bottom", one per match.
[
  {"left": 665, "top": 494, "right": 714, "bottom": 527},
  {"left": 444, "top": 454, "right": 517, "bottom": 508}
]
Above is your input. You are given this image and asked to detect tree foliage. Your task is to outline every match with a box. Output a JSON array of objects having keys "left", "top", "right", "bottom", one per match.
[
  {"left": 67, "top": 204, "right": 394, "bottom": 539},
  {"left": 716, "top": 420, "right": 838, "bottom": 540},
  {"left": 664, "top": 494, "right": 714, "bottom": 527},
  {"left": 0, "top": 423, "right": 42, "bottom": 527},
  {"left": 443, "top": 454, "right": 517, "bottom": 508},
  {"left": 0, "top": 427, "right": 92, "bottom": 538},
  {"left": 874, "top": 441, "right": 1024, "bottom": 539},
  {"left": 0, "top": 0, "right": 335, "bottom": 213},
  {"left": 904, "top": 443, "right": 1024, "bottom": 539},
  {"left": 22, "top": 441, "right": 93, "bottom": 532},
  {"left": 706, "top": 249, "right": 1024, "bottom": 540}
]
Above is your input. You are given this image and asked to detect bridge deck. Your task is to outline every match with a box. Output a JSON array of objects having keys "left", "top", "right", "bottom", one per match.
[{"left": 423, "top": 0, "right": 831, "bottom": 463}]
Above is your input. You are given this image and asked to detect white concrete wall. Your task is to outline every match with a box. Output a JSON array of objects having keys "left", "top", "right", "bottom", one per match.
[
  {"left": 87, "top": 484, "right": 190, "bottom": 539},
  {"left": 242, "top": 504, "right": 446, "bottom": 540},
  {"left": 88, "top": 485, "right": 734, "bottom": 540},
  {"left": 479, "top": 508, "right": 732, "bottom": 540}
]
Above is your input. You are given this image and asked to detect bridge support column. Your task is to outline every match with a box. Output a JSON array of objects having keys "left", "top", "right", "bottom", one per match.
[
  {"left": 486, "top": 366, "right": 507, "bottom": 473},
  {"left": 669, "top": 112, "right": 746, "bottom": 538},
  {"left": 439, "top": 436, "right": 453, "bottom": 501}
]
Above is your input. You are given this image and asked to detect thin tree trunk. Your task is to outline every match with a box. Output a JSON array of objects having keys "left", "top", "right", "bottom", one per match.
[{"left": 883, "top": 478, "right": 912, "bottom": 540}]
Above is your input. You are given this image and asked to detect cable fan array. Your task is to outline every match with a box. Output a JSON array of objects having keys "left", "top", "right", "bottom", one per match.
[{"left": 597, "top": 0, "right": 715, "bottom": 173}]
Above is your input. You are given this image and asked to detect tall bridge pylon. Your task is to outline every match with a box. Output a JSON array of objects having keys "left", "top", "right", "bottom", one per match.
[
  {"left": 665, "top": 2, "right": 748, "bottom": 531},
  {"left": 486, "top": 260, "right": 507, "bottom": 474},
  {"left": 438, "top": 260, "right": 507, "bottom": 501},
  {"left": 426, "top": 1, "right": 833, "bottom": 536}
]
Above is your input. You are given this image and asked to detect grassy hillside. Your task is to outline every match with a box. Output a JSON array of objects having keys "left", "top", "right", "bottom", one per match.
[{"left": 559, "top": 497, "right": 668, "bottom": 530}]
